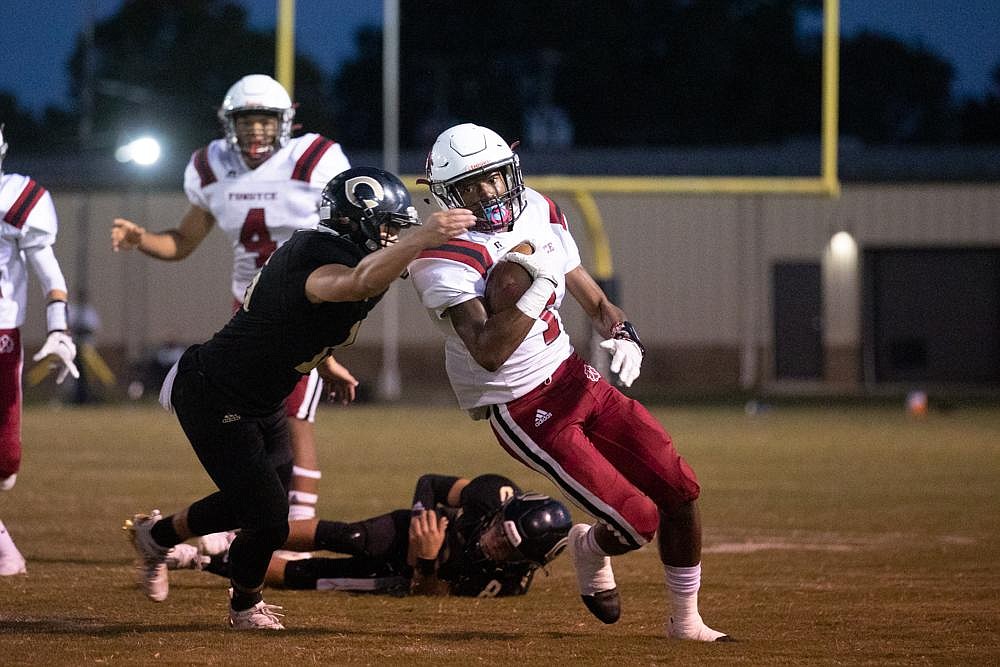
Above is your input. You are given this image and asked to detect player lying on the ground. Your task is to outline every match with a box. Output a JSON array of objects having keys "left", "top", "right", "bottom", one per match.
[{"left": 167, "top": 473, "right": 572, "bottom": 597}]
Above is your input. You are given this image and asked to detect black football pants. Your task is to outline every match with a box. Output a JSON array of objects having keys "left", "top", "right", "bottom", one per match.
[{"left": 170, "top": 352, "right": 292, "bottom": 593}]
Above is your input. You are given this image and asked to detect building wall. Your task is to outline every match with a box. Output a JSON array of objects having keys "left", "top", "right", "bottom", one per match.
[{"left": 22, "top": 183, "right": 1000, "bottom": 395}]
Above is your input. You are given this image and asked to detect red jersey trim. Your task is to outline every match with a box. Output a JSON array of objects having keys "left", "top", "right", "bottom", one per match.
[
  {"left": 3, "top": 179, "right": 46, "bottom": 230},
  {"left": 193, "top": 147, "right": 217, "bottom": 188},
  {"left": 544, "top": 195, "right": 568, "bottom": 230},
  {"left": 292, "top": 136, "right": 334, "bottom": 182},
  {"left": 417, "top": 239, "right": 493, "bottom": 278}
]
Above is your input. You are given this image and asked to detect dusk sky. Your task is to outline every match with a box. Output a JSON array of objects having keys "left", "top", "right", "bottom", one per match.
[{"left": 2, "top": 1, "right": 999, "bottom": 115}]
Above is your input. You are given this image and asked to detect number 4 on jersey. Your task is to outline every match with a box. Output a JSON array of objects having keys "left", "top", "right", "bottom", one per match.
[{"left": 239, "top": 208, "right": 277, "bottom": 267}]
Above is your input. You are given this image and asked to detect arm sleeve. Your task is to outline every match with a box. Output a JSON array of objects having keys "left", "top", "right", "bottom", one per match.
[
  {"left": 408, "top": 258, "right": 483, "bottom": 318},
  {"left": 24, "top": 244, "right": 67, "bottom": 296},
  {"left": 411, "top": 474, "right": 462, "bottom": 511}
]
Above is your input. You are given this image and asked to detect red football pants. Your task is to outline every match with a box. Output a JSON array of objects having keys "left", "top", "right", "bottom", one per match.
[
  {"left": 489, "top": 353, "right": 700, "bottom": 548},
  {"left": 0, "top": 329, "right": 23, "bottom": 479}
]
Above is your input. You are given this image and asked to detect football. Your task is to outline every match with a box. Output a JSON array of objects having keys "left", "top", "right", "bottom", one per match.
[{"left": 484, "top": 243, "right": 534, "bottom": 314}]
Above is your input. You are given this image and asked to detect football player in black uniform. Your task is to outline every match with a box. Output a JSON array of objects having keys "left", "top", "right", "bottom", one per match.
[
  {"left": 122, "top": 167, "right": 476, "bottom": 630},
  {"left": 185, "top": 473, "right": 572, "bottom": 598}
]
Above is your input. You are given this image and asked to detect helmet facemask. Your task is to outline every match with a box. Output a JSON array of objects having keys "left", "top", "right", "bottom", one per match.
[
  {"left": 471, "top": 493, "right": 571, "bottom": 566},
  {"left": 434, "top": 159, "right": 525, "bottom": 233},
  {"left": 423, "top": 123, "right": 527, "bottom": 234},
  {"left": 228, "top": 110, "right": 285, "bottom": 165},
  {"left": 319, "top": 167, "right": 420, "bottom": 255}
]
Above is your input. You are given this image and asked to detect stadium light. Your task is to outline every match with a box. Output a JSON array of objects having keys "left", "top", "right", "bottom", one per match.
[
  {"left": 830, "top": 230, "right": 857, "bottom": 262},
  {"left": 115, "top": 136, "right": 162, "bottom": 166}
]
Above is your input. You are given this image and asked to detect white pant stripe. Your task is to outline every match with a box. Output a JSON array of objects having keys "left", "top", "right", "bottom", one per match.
[
  {"left": 294, "top": 369, "right": 324, "bottom": 422},
  {"left": 490, "top": 404, "right": 644, "bottom": 547}
]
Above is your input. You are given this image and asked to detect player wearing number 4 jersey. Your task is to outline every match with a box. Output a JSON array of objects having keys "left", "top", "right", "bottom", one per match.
[
  {"left": 112, "top": 75, "right": 354, "bottom": 529},
  {"left": 408, "top": 123, "right": 732, "bottom": 642}
]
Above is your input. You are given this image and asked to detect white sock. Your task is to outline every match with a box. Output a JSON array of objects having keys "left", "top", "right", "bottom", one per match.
[
  {"left": 665, "top": 563, "right": 725, "bottom": 640},
  {"left": 288, "top": 490, "right": 317, "bottom": 521},
  {"left": 575, "top": 525, "right": 616, "bottom": 594},
  {"left": 288, "top": 467, "right": 320, "bottom": 521}
]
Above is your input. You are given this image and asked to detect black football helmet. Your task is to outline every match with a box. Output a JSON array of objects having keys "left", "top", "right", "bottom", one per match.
[
  {"left": 319, "top": 167, "right": 419, "bottom": 254},
  {"left": 476, "top": 492, "right": 572, "bottom": 566}
]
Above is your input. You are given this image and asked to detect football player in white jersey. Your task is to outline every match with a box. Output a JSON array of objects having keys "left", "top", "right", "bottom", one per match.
[
  {"left": 408, "top": 123, "right": 731, "bottom": 641},
  {"left": 111, "top": 75, "right": 355, "bottom": 532},
  {"left": 0, "top": 124, "right": 79, "bottom": 575}
]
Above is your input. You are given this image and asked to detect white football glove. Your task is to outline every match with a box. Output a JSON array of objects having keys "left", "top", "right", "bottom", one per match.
[
  {"left": 32, "top": 331, "right": 80, "bottom": 384},
  {"left": 502, "top": 244, "right": 561, "bottom": 287},
  {"left": 599, "top": 338, "right": 643, "bottom": 387}
]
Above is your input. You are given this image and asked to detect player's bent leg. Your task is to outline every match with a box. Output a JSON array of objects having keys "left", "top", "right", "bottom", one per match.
[{"left": 568, "top": 523, "right": 621, "bottom": 624}]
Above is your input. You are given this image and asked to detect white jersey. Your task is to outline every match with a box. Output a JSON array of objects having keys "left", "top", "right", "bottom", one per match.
[
  {"left": 184, "top": 133, "right": 350, "bottom": 300},
  {"left": 408, "top": 188, "right": 582, "bottom": 410},
  {"left": 0, "top": 173, "right": 59, "bottom": 329}
]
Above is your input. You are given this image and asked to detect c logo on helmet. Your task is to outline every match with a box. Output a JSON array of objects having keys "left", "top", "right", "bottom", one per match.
[{"left": 345, "top": 175, "right": 385, "bottom": 210}]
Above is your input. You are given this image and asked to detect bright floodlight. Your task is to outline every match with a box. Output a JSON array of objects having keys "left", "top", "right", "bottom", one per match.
[
  {"left": 830, "top": 230, "right": 857, "bottom": 260},
  {"left": 116, "top": 136, "right": 161, "bottom": 166}
]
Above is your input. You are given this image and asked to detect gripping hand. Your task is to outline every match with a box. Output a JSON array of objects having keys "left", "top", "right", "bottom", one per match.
[
  {"left": 502, "top": 239, "right": 561, "bottom": 287},
  {"left": 32, "top": 331, "right": 80, "bottom": 384}
]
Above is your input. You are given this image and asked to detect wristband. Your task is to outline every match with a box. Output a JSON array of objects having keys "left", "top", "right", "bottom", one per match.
[
  {"left": 415, "top": 558, "right": 437, "bottom": 576},
  {"left": 612, "top": 320, "right": 645, "bottom": 356},
  {"left": 514, "top": 278, "right": 555, "bottom": 319},
  {"left": 46, "top": 300, "right": 69, "bottom": 333}
]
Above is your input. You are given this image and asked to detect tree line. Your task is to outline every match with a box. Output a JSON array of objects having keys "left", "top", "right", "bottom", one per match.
[{"left": 2, "top": 0, "right": 998, "bottom": 158}]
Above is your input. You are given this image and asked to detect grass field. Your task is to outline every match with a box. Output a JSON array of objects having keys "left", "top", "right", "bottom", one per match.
[{"left": 1, "top": 402, "right": 998, "bottom": 665}]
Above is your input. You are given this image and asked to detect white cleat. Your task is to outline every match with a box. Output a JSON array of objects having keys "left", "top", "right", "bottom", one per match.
[
  {"left": 165, "top": 543, "right": 210, "bottom": 570},
  {"left": 668, "top": 616, "right": 734, "bottom": 642},
  {"left": 0, "top": 543, "right": 27, "bottom": 576},
  {"left": 567, "top": 523, "right": 621, "bottom": 624},
  {"left": 123, "top": 510, "right": 170, "bottom": 602},
  {"left": 197, "top": 531, "right": 237, "bottom": 556},
  {"left": 0, "top": 473, "right": 17, "bottom": 491},
  {"left": 228, "top": 600, "right": 286, "bottom": 630}
]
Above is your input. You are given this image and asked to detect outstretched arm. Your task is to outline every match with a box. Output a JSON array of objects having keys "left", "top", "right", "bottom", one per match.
[
  {"left": 567, "top": 265, "right": 645, "bottom": 387},
  {"left": 111, "top": 204, "right": 215, "bottom": 260},
  {"left": 305, "top": 209, "right": 476, "bottom": 303},
  {"left": 565, "top": 265, "right": 627, "bottom": 339}
]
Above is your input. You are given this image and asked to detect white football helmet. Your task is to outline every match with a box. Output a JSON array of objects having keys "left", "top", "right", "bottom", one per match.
[
  {"left": 0, "top": 124, "right": 7, "bottom": 175},
  {"left": 423, "top": 123, "right": 526, "bottom": 233},
  {"left": 217, "top": 74, "right": 295, "bottom": 161}
]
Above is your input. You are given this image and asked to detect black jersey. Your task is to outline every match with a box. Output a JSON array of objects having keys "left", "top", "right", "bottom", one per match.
[{"left": 194, "top": 228, "right": 382, "bottom": 414}]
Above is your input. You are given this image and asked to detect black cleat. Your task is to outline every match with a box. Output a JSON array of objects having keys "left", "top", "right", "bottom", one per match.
[{"left": 582, "top": 587, "right": 621, "bottom": 624}]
